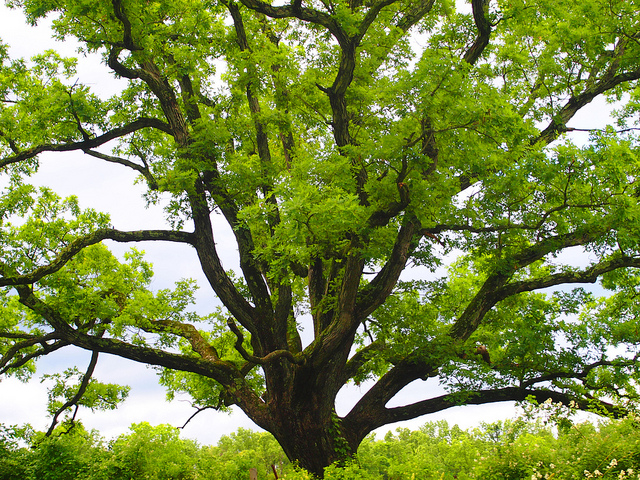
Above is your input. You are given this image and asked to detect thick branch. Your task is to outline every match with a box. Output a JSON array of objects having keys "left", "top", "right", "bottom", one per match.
[
  {"left": 145, "top": 319, "right": 221, "bottom": 361},
  {"left": 356, "top": 219, "right": 418, "bottom": 319},
  {"left": 188, "top": 182, "right": 263, "bottom": 339},
  {"left": 463, "top": 0, "right": 492, "bottom": 65},
  {"left": 345, "top": 386, "right": 625, "bottom": 444},
  {"left": 449, "top": 226, "right": 609, "bottom": 341},
  {"left": 237, "top": 0, "right": 346, "bottom": 44},
  {"left": 343, "top": 349, "right": 439, "bottom": 436},
  {"left": 12, "top": 284, "right": 274, "bottom": 426}
]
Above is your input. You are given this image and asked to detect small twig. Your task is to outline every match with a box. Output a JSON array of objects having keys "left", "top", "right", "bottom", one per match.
[
  {"left": 565, "top": 126, "right": 640, "bottom": 134},
  {"left": 179, "top": 405, "right": 217, "bottom": 429}
]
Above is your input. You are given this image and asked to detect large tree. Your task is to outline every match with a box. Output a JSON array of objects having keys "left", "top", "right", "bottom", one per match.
[{"left": 2, "top": 0, "right": 640, "bottom": 475}]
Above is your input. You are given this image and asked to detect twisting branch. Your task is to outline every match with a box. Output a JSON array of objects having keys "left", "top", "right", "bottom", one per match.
[
  {"left": 237, "top": 0, "right": 346, "bottom": 44},
  {"left": 448, "top": 226, "right": 611, "bottom": 342},
  {"left": 45, "top": 350, "right": 99, "bottom": 437},
  {"left": 227, "top": 319, "right": 305, "bottom": 365},
  {"left": 144, "top": 319, "right": 220, "bottom": 361},
  {"left": 111, "top": 0, "right": 142, "bottom": 51}
]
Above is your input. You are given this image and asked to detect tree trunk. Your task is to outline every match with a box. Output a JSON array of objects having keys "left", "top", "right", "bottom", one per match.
[{"left": 266, "top": 399, "right": 355, "bottom": 478}]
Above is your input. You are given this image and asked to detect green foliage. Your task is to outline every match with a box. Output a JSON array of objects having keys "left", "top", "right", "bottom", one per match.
[
  {"left": 3, "top": 417, "right": 640, "bottom": 480},
  {"left": 3, "top": 0, "right": 640, "bottom": 474},
  {"left": 104, "top": 422, "right": 199, "bottom": 480},
  {"left": 41, "top": 367, "right": 129, "bottom": 417},
  {"left": 0, "top": 424, "right": 31, "bottom": 480},
  {"left": 199, "top": 427, "right": 289, "bottom": 480},
  {"left": 28, "top": 422, "right": 106, "bottom": 480}
]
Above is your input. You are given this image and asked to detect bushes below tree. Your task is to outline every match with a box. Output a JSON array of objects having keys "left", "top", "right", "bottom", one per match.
[{"left": 1, "top": 416, "right": 640, "bottom": 479}]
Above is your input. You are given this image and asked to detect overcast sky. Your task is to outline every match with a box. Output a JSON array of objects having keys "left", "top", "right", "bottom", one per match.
[{"left": 0, "top": 3, "right": 612, "bottom": 445}]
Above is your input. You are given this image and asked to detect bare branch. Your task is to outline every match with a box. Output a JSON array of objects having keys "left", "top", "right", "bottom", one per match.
[
  {"left": 83, "top": 149, "right": 159, "bottom": 189},
  {"left": 178, "top": 405, "right": 217, "bottom": 429}
]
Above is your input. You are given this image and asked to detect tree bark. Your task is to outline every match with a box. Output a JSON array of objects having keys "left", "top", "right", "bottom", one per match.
[{"left": 266, "top": 396, "right": 353, "bottom": 478}]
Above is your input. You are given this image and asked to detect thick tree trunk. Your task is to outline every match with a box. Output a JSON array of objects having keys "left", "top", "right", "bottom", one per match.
[{"left": 268, "top": 402, "right": 355, "bottom": 478}]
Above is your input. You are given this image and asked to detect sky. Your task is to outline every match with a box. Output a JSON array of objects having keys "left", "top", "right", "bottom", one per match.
[{"left": 0, "top": 2, "right": 613, "bottom": 446}]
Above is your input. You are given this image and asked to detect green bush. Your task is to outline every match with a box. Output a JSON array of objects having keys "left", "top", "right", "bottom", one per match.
[
  {"left": 104, "top": 422, "right": 199, "bottom": 480},
  {"left": 2, "top": 415, "right": 640, "bottom": 479}
]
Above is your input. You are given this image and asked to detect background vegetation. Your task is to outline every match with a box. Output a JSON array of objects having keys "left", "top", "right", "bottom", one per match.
[{"left": 2, "top": 410, "right": 640, "bottom": 480}]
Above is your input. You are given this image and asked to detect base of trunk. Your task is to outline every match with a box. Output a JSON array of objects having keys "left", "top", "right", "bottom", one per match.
[{"left": 270, "top": 410, "right": 354, "bottom": 477}]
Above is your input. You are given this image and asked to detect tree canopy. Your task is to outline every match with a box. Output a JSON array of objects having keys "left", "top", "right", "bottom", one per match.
[{"left": 2, "top": 0, "right": 640, "bottom": 475}]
